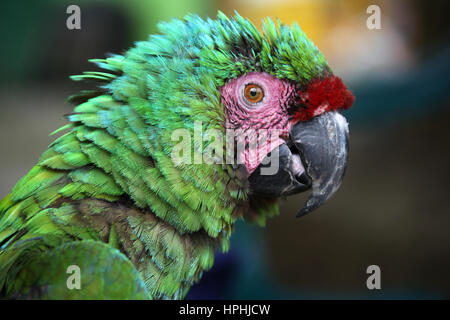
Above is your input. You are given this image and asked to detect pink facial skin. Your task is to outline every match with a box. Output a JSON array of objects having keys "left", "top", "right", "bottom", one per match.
[{"left": 220, "top": 72, "right": 297, "bottom": 174}]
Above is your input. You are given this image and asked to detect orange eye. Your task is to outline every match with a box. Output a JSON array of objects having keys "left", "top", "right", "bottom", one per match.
[{"left": 244, "top": 84, "right": 264, "bottom": 104}]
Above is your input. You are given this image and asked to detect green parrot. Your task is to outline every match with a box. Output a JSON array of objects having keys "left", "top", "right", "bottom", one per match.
[{"left": 0, "top": 12, "right": 354, "bottom": 299}]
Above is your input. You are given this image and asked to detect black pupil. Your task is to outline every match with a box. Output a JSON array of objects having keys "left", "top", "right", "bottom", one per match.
[{"left": 250, "top": 88, "right": 258, "bottom": 97}]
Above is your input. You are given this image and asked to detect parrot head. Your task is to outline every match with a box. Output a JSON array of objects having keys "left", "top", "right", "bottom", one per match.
[{"left": 194, "top": 12, "right": 355, "bottom": 218}]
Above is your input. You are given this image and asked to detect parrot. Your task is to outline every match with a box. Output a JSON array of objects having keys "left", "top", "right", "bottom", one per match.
[{"left": 0, "top": 11, "right": 354, "bottom": 299}]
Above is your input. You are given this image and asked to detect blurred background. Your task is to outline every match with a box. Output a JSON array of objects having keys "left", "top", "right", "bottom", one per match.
[{"left": 1, "top": 0, "right": 450, "bottom": 299}]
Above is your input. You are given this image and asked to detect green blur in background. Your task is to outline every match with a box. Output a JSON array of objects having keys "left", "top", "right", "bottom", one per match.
[{"left": 1, "top": 0, "right": 450, "bottom": 299}]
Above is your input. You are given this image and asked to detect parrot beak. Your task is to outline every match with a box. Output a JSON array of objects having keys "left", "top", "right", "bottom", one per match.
[
  {"left": 248, "top": 111, "right": 349, "bottom": 217},
  {"left": 290, "top": 111, "right": 349, "bottom": 217}
]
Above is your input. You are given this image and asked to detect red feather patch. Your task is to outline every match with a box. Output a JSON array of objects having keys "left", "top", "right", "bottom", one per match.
[{"left": 292, "top": 76, "right": 355, "bottom": 122}]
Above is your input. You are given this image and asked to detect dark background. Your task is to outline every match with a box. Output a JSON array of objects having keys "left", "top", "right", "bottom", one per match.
[{"left": 1, "top": 0, "right": 449, "bottom": 299}]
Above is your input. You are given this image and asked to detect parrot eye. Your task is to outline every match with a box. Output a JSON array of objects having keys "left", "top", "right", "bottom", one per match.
[{"left": 243, "top": 84, "right": 264, "bottom": 104}]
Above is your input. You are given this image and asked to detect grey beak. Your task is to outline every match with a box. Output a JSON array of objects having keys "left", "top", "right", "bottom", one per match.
[{"left": 290, "top": 111, "right": 349, "bottom": 217}]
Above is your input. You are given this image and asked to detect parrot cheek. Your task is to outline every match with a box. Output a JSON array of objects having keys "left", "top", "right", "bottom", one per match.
[{"left": 238, "top": 135, "right": 287, "bottom": 175}]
